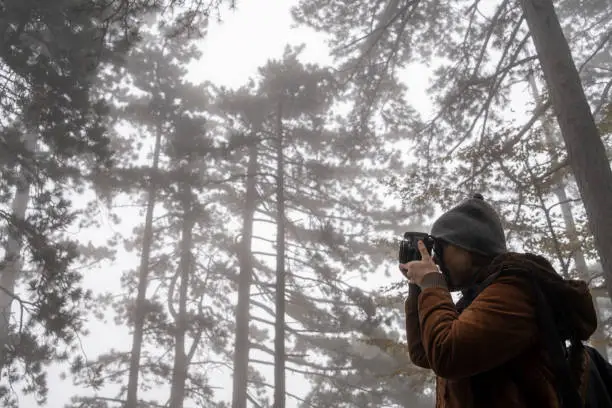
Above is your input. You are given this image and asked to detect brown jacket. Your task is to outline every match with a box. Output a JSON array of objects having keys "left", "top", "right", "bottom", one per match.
[{"left": 405, "top": 253, "right": 597, "bottom": 408}]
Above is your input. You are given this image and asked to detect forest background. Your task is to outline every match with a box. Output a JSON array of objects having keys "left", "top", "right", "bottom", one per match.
[{"left": 0, "top": 0, "right": 610, "bottom": 408}]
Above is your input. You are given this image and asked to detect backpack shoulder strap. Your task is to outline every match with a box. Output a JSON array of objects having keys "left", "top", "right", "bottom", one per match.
[{"left": 476, "top": 270, "right": 502, "bottom": 291}]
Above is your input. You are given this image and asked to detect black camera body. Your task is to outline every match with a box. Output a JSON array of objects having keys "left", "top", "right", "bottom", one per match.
[{"left": 398, "top": 232, "right": 435, "bottom": 264}]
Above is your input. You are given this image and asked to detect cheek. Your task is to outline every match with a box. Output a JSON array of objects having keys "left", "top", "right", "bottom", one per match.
[
  {"left": 441, "top": 251, "right": 455, "bottom": 270},
  {"left": 441, "top": 254, "right": 457, "bottom": 276},
  {"left": 443, "top": 256, "right": 468, "bottom": 281}
]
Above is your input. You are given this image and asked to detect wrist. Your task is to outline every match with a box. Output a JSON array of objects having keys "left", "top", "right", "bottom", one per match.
[
  {"left": 419, "top": 273, "right": 448, "bottom": 290},
  {"left": 408, "top": 283, "right": 421, "bottom": 297}
]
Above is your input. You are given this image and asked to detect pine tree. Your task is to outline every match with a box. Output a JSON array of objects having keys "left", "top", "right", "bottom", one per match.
[
  {"left": 0, "top": 2, "right": 238, "bottom": 404},
  {"left": 68, "top": 29, "right": 235, "bottom": 408},
  {"left": 214, "top": 89, "right": 264, "bottom": 408},
  {"left": 217, "top": 46, "right": 422, "bottom": 406},
  {"left": 0, "top": 0, "right": 114, "bottom": 402}
]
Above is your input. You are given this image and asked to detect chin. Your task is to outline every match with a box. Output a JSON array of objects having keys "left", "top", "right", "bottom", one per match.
[
  {"left": 447, "top": 276, "right": 469, "bottom": 292},
  {"left": 443, "top": 274, "right": 460, "bottom": 291}
]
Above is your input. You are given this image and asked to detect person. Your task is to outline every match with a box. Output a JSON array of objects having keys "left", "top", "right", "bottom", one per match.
[{"left": 401, "top": 194, "right": 598, "bottom": 408}]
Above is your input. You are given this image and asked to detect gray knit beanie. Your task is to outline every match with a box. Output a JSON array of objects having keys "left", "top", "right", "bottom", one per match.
[{"left": 430, "top": 193, "right": 507, "bottom": 256}]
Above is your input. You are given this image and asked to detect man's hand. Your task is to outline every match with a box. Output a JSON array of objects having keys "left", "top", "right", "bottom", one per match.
[{"left": 399, "top": 240, "right": 440, "bottom": 286}]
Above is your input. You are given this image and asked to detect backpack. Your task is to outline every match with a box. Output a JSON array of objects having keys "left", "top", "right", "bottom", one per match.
[
  {"left": 465, "top": 267, "right": 612, "bottom": 408},
  {"left": 584, "top": 346, "right": 612, "bottom": 408}
]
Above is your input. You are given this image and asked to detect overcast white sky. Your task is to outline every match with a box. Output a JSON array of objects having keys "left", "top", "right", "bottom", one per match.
[{"left": 187, "top": 0, "right": 333, "bottom": 88}]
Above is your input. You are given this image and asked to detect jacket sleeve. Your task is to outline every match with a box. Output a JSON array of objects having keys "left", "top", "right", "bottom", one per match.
[
  {"left": 418, "top": 276, "right": 538, "bottom": 380},
  {"left": 404, "top": 284, "right": 430, "bottom": 368}
]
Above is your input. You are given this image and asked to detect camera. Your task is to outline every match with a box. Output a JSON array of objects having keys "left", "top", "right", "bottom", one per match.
[{"left": 398, "top": 232, "right": 435, "bottom": 264}]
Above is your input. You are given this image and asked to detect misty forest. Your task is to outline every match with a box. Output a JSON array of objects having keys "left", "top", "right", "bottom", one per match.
[{"left": 0, "top": 0, "right": 611, "bottom": 407}]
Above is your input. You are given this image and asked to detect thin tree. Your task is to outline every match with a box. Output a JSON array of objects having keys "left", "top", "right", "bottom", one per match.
[{"left": 273, "top": 100, "right": 287, "bottom": 408}]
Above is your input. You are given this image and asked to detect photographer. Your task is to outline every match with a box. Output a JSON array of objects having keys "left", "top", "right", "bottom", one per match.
[{"left": 401, "top": 194, "right": 597, "bottom": 408}]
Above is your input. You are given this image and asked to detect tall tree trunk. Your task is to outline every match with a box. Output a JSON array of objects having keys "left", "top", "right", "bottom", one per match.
[
  {"left": 169, "top": 187, "right": 195, "bottom": 408},
  {"left": 0, "top": 132, "right": 36, "bottom": 370},
  {"left": 527, "top": 74, "right": 608, "bottom": 356},
  {"left": 231, "top": 137, "right": 259, "bottom": 408},
  {"left": 519, "top": 0, "right": 612, "bottom": 303},
  {"left": 273, "top": 102, "right": 286, "bottom": 408},
  {"left": 125, "top": 125, "right": 163, "bottom": 408}
]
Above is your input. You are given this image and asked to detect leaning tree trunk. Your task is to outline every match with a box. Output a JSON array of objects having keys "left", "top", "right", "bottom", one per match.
[
  {"left": 519, "top": 0, "right": 612, "bottom": 303},
  {"left": 527, "top": 74, "right": 608, "bottom": 356},
  {"left": 168, "top": 186, "right": 195, "bottom": 408},
  {"left": 0, "top": 132, "right": 36, "bottom": 371},
  {"left": 273, "top": 102, "right": 286, "bottom": 408},
  {"left": 231, "top": 136, "right": 259, "bottom": 408},
  {"left": 125, "top": 123, "right": 163, "bottom": 408}
]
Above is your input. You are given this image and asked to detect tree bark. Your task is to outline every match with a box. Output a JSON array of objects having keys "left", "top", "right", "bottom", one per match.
[
  {"left": 125, "top": 123, "right": 163, "bottom": 408},
  {"left": 231, "top": 137, "right": 259, "bottom": 408},
  {"left": 518, "top": 0, "right": 612, "bottom": 303},
  {"left": 273, "top": 101, "right": 286, "bottom": 408},
  {"left": 169, "top": 188, "right": 195, "bottom": 408}
]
